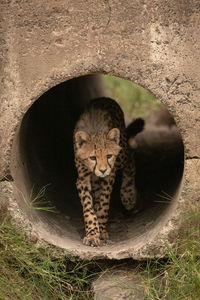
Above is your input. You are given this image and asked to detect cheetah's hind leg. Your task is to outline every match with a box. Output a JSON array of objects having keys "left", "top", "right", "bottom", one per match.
[{"left": 120, "top": 151, "right": 137, "bottom": 211}]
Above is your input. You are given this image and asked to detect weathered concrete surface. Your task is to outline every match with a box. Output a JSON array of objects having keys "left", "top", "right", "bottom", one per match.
[
  {"left": 0, "top": 1, "right": 200, "bottom": 259},
  {"left": 92, "top": 269, "right": 147, "bottom": 300}
]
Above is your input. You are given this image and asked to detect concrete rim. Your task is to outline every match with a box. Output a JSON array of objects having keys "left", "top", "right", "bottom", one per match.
[{"left": 6, "top": 74, "right": 186, "bottom": 260}]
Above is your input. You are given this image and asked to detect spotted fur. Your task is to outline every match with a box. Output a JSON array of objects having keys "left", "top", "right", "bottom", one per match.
[{"left": 74, "top": 97, "right": 138, "bottom": 246}]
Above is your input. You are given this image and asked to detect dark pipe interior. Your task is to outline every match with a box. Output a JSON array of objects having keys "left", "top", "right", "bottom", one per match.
[{"left": 19, "top": 75, "right": 184, "bottom": 242}]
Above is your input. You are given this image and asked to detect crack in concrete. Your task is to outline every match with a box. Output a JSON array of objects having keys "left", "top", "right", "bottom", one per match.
[
  {"left": 103, "top": 0, "right": 112, "bottom": 34},
  {"left": 0, "top": 174, "right": 14, "bottom": 182},
  {"left": 96, "top": 0, "right": 112, "bottom": 61}
]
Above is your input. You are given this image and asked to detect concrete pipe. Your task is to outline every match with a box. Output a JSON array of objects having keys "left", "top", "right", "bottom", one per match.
[{"left": 0, "top": 0, "right": 199, "bottom": 260}]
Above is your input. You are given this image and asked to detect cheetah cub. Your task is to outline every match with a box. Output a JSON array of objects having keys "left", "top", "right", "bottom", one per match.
[{"left": 74, "top": 97, "right": 138, "bottom": 247}]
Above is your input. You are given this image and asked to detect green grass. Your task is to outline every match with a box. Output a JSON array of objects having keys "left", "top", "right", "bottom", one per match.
[
  {"left": 144, "top": 205, "right": 200, "bottom": 300},
  {"left": 104, "top": 75, "right": 163, "bottom": 118},
  {"left": 0, "top": 218, "right": 102, "bottom": 299},
  {"left": 27, "top": 184, "right": 56, "bottom": 213},
  {"left": 0, "top": 209, "right": 199, "bottom": 300}
]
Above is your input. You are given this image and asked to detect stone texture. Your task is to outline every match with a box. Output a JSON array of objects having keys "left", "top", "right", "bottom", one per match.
[
  {"left": 0, "top": 0, "right": 200, "bottom": 260},
  {"left": 92, "top": 269, "right": 147, "bottom": 300}
]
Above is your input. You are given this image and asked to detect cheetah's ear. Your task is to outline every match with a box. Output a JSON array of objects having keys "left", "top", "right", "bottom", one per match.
[
  {"left": 75, "top": 131, "right": 90, "bottom": 148},
  {"left": 107, "top": 128, "right": 120, "bottom": 145}
]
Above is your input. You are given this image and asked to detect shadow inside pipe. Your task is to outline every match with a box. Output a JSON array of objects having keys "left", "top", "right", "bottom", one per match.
[{"left": 18, "top": 75, "right": 184, "bottom": 243}]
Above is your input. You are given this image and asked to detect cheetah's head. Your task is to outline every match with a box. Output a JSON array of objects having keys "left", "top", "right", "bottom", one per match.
[{"left": 75, "top": 128, "right": 121, "bottom": 177}]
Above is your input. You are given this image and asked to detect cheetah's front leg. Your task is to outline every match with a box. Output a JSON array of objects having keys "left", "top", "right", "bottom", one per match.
[
  {"left": 95, "top": 168, "right": 116, "bottom": 241},
  {"left": 76, "top": 176, "right": 100, "bottom": 246}
]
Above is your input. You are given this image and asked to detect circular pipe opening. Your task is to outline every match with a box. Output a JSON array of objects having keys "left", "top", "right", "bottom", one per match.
[{"left": 11, "top": 74, "right": 184, "bottom": 259}]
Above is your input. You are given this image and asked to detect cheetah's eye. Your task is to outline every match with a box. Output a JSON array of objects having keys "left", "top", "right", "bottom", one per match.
[
  {"left": 107, "top": 154, "right": 113, "bottom": 159},
  {"left": 89, "top": 156, "right": 96, "bottom": 161}
]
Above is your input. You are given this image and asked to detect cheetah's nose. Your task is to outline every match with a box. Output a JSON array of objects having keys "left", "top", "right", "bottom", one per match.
[{"left": 99, "top": 169, "right": 107, "bottom": 174}]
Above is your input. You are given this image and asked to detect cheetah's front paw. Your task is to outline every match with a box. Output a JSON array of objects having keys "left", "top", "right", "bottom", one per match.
[
  {"left": 83, "top": 234, "right": 101, "bottom": 247},
  {"left": 100, "top": 230, "right": 109, "bottom": 241}
]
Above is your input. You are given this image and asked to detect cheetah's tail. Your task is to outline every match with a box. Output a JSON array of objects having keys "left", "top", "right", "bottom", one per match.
[{"left": 126, "top": 118, "right": 145, "bottom": 139}]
